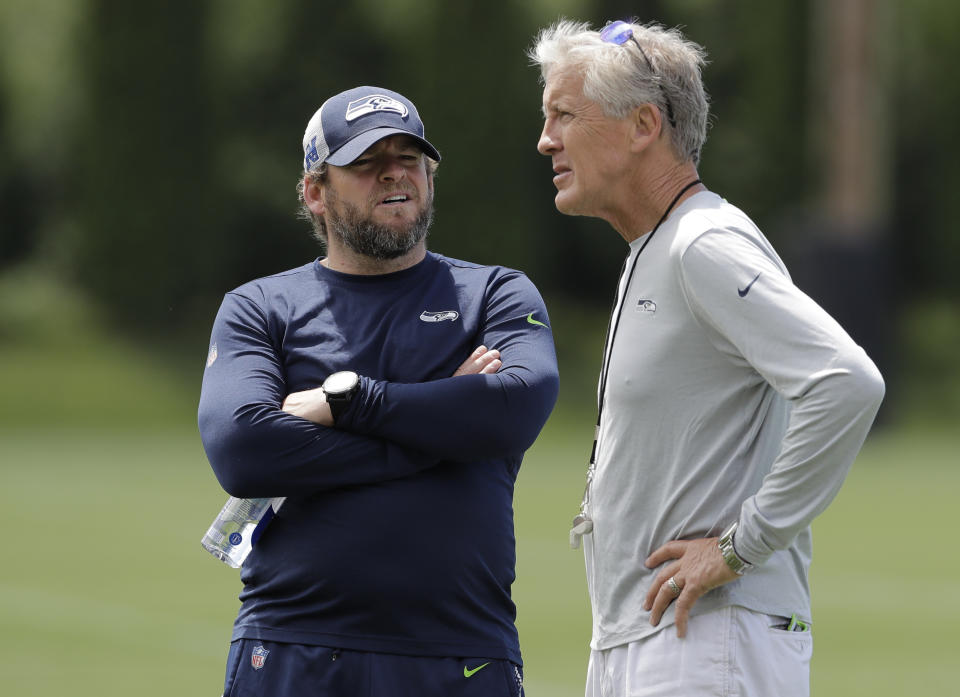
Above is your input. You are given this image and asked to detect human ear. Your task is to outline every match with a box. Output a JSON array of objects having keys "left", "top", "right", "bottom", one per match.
[
  {"left": 303, "top": 175, "right": 326, "bottom": 216},
  {"left": 629, "top": 103, "right": 662, "bottom": 153}
]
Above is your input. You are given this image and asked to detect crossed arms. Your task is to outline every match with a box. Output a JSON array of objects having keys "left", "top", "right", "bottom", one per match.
[{"left": 198, "top": 273, "right": 559, "bottom": 498}]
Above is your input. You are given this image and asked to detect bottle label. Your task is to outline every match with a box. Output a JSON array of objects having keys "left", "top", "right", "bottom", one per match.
[{"left": 250, "top": 503, "right": 278, "bottom": 546}]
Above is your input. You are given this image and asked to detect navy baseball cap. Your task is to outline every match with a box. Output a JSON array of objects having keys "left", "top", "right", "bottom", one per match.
[{"left": 302, "top": 86, "right": 441, "bottom": 170}]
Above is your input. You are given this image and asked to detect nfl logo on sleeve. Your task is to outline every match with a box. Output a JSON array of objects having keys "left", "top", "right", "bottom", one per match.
[{"left": 251, "top": 645, "right": 270, "bottom": 670}]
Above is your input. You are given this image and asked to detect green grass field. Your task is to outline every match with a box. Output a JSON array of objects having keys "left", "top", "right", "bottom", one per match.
[
  {"left": 2, "top": 271, "right": 959, "bottom": 695},
  {"left": 2, "top": 423, "right": 958, "bottom": 696}
]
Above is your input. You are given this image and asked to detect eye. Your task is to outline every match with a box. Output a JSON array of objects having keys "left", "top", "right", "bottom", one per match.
[{"left": 544, "top": 107, "right": 572, "bottom": 124}]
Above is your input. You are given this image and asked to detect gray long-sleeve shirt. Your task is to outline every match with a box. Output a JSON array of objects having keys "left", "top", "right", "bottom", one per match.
[{"left": 583, "top": 191, "right": 884, "bottom": 650}]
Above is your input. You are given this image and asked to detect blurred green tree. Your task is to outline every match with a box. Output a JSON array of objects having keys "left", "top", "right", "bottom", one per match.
[
  {"left": 68, "top": 0, "right": 218, "bottom": 332},
  {"left": 0, "top": 95, "right": 42, "bottom": 268},
  {"left": 0, "top": 0, "right": 956, "bottom": 386}
]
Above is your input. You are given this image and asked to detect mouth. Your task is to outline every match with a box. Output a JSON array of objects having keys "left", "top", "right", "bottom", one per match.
[
  {"left": 378, "top": 192, "right": 413, "bottom": 206},
  {"left": 552, "top": 166, "right": 572, "bottom": 186}
]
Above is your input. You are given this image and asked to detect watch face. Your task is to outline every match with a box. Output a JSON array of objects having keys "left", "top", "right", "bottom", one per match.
[{"left": 324, "top": 371, "right": 358, "bottom": 395}]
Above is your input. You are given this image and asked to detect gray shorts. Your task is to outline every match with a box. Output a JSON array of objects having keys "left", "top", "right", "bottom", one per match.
[{"left": 586, "top": 605, "right": 812, "bottom": 697}]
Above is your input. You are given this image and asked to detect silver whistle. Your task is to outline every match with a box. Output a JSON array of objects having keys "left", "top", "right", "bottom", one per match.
[{"left": 569, "top": 513, "right": 594, "bottom": 549}]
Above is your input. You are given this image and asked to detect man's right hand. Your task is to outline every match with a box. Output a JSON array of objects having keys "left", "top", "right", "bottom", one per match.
[
  {"left": 282, "top": 386, "right": 334, "bottom": 426},
  {"left": 453, "top": 345, "right": 501, "bottom": 376},
  {"left": 282, "top": 346, "right": 499, "bottom": 426}
]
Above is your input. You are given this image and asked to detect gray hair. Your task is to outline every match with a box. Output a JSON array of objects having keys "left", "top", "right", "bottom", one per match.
[
  {"left": 529, "top": 19, "right": 709, "bottom": 164},
  {"left": 297, "top": 157, "right": 439, "bottom": 246}
]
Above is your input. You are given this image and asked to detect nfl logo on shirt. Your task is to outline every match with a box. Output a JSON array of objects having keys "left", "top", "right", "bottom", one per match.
[{"left": 251, "top": 645, "right": 269, "bottom": 671}]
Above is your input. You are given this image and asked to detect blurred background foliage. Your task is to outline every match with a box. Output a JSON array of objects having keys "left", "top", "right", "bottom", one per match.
[
  {"left": 2, "top": 2, "right": 959, "bottom": 696},
  {"left": 2, "top": 0, "right": 958, "bottom": 423}
]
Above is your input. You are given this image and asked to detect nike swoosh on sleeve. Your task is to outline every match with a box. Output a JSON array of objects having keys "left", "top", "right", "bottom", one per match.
[
  {"left": 526, "top": 312, "right": 547, "bottom": 327},
  {"left": 738, "top": 272, "right": 762, "bottom": 298}
]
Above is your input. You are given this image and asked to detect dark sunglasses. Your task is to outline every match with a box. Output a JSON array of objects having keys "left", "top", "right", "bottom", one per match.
[{"left": 600, "top": 20, "right": 677, "bottom": 128}]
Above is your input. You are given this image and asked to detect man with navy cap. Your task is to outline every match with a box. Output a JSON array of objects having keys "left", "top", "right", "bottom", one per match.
[{"left": 199, "top": 86, "right": 559, "bottom": 697}]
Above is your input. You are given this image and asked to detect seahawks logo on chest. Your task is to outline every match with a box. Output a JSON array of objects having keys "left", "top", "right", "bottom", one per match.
[{"left": 419, "top": 310, "right": 460, "bottom": 323}]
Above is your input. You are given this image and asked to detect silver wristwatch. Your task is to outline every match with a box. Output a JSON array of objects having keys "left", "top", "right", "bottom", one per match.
[{"left": 718, "top": 522, "right": 753, "bottom": 575}]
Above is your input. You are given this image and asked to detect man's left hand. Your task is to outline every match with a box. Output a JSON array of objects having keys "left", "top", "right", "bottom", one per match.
[
  {"left": 452, "top": 345, "right": 501, "bottom": 376},
  {"left": 282, "top": 386, "right": 333, "bottom": 426},
  {"left": 642, "top": 537, "right": 739, "bottom": 638}
]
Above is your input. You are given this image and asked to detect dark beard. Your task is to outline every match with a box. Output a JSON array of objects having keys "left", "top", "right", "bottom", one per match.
[{"left": 326, "top": 194, "right": 434, "bottom": 260}]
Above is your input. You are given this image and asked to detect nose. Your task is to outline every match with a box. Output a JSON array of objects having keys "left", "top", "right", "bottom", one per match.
[
  {"left": 378, "top": 156, "right": 407, "bottom": 182},
  {"left": 537, "top": 119, "right": 559, "bottom": 156}
]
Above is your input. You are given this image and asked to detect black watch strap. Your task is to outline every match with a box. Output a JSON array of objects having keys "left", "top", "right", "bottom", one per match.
[{"left": 322, "top": 371, "right": 359, "bottom": 424}]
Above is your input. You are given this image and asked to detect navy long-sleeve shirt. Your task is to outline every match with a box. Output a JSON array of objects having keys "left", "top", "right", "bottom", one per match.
[{"left": 198, "top": 252, "right": 559, "bottom": 662}]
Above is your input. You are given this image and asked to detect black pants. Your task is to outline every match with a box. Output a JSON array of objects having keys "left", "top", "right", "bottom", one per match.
[{"left": 223, "top": 639, "right": 524, "bottom": 697}]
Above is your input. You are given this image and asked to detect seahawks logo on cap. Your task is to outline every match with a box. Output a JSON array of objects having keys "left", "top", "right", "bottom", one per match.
[{"left": 345, "top": 95, "right": 409, "bottom": 122}]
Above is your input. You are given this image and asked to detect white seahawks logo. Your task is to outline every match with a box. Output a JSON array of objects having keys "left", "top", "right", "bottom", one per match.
[
  {"left": 345, "top": 95, "right": 409, "bottom": 122},
  {"left": 637, "top": 299, "right": 657, "bottom": 314},
  {"left": 419, "top": 310, "right": 459, "bottom": 323}
]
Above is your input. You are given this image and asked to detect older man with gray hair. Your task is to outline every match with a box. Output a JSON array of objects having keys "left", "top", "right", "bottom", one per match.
[{"left": 530, "top": 19, "right": 884, "bottom": 697}]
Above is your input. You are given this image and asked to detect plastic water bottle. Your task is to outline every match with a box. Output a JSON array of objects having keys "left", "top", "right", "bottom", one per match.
[{"left": 200, "top": 496, "right": 286, "bottom": 568}]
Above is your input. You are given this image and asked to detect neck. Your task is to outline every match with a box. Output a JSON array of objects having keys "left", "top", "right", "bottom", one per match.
[
  {"left": 322, "top": 241, "right": 427, "bottom": 275},
  {"left": 608, "top": 162, "right": 704, "bottom": 243}
]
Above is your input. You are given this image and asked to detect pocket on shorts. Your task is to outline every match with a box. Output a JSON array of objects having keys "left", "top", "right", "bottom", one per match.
[
  {"left": 765, "top": 615, "right": 814, "bottom": 660},
  {"left": 222, "top": 639, "right": 246, "bottom": 697},
  {"left": 497, "top": 661, "right": 524, "bottom": 697}
]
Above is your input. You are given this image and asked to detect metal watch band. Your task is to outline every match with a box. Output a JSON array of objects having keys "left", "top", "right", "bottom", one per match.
[{"left": 718, "top": 521, "right": 753, "bottom": 575}]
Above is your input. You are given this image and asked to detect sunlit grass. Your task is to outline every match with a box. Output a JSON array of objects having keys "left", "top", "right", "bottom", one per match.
[
  {"left": 2, "top": 269, "right": 958, "bottom": 696},
  {"left": 3, "top": 423, "right": 958, "bottom": 697}
]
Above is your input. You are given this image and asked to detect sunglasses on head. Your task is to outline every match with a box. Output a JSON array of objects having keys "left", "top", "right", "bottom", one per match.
[{"left": 600, "top": 21, "right": 677, "bottom": 128}]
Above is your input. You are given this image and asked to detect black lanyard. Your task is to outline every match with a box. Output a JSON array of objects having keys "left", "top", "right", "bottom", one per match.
[{"left": 588, "top": 179, "right": 702, "bottom": 467}]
